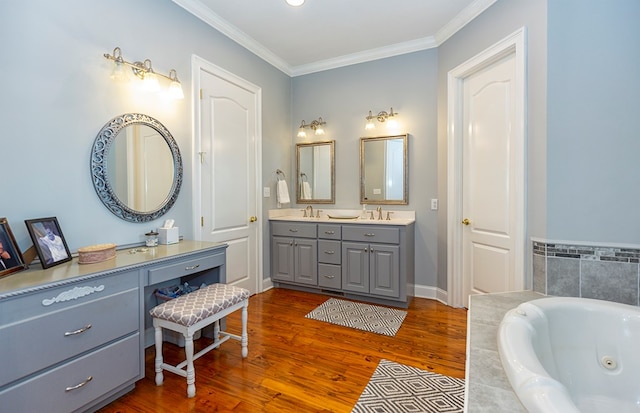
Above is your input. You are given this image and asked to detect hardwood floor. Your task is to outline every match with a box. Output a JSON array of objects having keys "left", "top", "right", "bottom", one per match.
[{"left": 98, "top": 288, "right": 467, "bottom": 412}]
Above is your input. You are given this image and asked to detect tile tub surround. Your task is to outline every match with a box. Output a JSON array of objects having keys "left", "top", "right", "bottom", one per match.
[
  {"left": 533, "top": 239, "right": 640, "bottom": 306},
  {"left": 465, "top": 291, "right": 544, "bottom": 413}
]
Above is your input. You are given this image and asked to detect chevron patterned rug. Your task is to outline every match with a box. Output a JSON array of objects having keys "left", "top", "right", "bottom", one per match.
[
  {"left": 305, "top": 298, "right": 407, "bottom": 336},
  {"left": 352, "top": 359, "right": 465, "bottom": 413}
]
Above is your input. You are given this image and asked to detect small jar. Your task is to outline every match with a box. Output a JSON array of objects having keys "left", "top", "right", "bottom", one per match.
[{"left": 145, "top": 230, "right": 159, "bottom": 247}]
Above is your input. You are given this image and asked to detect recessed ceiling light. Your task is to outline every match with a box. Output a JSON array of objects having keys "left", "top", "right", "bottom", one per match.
[{"left": 285, "top": 0, "right": 304, "bottom": 6}]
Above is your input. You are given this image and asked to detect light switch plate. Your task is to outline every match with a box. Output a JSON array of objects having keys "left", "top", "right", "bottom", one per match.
[{"left": 263, "top": 187, "right": 271, "bottom": 197}]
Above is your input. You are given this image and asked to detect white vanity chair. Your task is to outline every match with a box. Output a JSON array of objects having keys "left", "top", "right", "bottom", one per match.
[{"left": 149, "top": 283, "right": 249, "bottom": 398}]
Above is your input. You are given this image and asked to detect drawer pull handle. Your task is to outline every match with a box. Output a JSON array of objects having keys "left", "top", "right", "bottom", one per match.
[
  {"left": 324, "top": 250, "right": 335, "bottom": 255},
  {"left": 65, "top": 376, "right": 93, "bottom": 392},
  {"left": 364, "top": 233, "right": 376, "bottom": 237},
  {"left": 325, "top": 231, "right": 335, "bottom": 234},
  {"left": 289, "top": 229, "right": 299, "bottom": 233},
  {"left": 64, "top": 324, "right": 92, "bottom": 337},
  {"left": 185, "top": 264, "right": 200, "bottom": 271},
  {"left": 323, "top": 275, "right": 335, "bottom": 279}
]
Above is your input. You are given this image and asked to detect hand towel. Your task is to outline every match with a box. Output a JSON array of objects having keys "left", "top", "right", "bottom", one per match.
[
  {"left": 301, "top": 181, "right": 312, "bottom": 199},
  {"left": 277, "top": 179, "right": 290, "bottom": 205}
]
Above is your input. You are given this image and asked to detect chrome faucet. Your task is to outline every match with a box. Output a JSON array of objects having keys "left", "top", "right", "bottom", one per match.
[
  {"left": 376, "top": 206, "right": 383, "bottom": 220},
  {"left": 306, "top": 205, "right": 314, "bottom": 218}
]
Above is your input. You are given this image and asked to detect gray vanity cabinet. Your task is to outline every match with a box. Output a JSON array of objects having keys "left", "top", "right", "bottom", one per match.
[
  {"left": 270, "top": 219, "right": 414, "bottom": 308},
  {"left": 317, "top": 224, "right": 342, "bottom": 289},
  {"left": 271, "top": 222, "right": 318, "bottom": 285},
  {"left": 342, "top": 226, "right": 400, "bottom": 298}
]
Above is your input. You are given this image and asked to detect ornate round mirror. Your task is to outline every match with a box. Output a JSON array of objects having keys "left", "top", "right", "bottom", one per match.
[{"left": 91, "top": 113, "right": 183, "bottom": 223}]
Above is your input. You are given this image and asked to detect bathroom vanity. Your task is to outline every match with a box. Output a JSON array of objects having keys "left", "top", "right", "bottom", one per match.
[
  {"left": 269, "top": 210, "right": 415, "bottom": 308},
  {"left": 0, "top": 240, "right": 226, "bottom": 412}
]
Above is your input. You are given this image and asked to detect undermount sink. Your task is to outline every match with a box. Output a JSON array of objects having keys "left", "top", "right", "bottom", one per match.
[{"left": 326, "top": 214, "right": 360, "bottom": 220}]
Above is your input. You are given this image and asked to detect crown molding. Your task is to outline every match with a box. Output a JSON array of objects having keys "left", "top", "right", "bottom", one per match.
[
  {"left": 435, "top": 0, "right": 499, "bottom": 45},
  {"left": 290, "top": 37, "right": 438, "bottom": 77},
  {"left": 173, "top": 0, "right": 498, "bottom": 77},
  {"left": 171, "top": 0, "right": 294, "bottom": 75}
]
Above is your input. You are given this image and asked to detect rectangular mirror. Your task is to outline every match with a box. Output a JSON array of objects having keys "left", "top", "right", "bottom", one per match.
[
  {"left": 360, "top": 134, "right": 408, "bottom": 205},
  {"left": 296, "top": 140, "right": 335, "bottom": 204}
]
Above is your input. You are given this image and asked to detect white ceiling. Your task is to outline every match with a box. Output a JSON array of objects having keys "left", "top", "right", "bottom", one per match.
[{"left": 172, "top": 0, "right": 497, "bottom": 76}]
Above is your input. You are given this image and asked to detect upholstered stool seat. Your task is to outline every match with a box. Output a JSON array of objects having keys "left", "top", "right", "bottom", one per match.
[{"left": 149, "top": 283, "right": 249, "bottom": 398}]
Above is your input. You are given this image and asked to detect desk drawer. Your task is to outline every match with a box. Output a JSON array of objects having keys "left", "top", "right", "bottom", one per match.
[
  {"left": 318, "top": 240, "right": 341, "bottom": 265},
  {"left": 342, "top": 226, "right": 399, "bottom": 244},
  {"left": 0, "top": 288, "right": 139, "bottom": 388},
  {"left": 147, "top": 255, "right": 219, "bottom": 285},
  {"left": 318, "top": 264, "right": 341, "bottom": 290},
  {"left": 318, "top": 224, "right": 341, "bottom": 240},
  {"left": 271, "top": 222, "right": 317, "bottom": 238},
  {"left": 0, "top": 334, "right": 139, "bottom": 413}
]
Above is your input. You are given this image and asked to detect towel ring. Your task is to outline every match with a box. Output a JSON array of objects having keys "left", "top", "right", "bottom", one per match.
[{"left": 276, "top": 169, "right": 286, "bottom": 181}]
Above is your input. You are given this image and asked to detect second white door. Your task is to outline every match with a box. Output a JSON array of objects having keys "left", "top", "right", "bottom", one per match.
[{"left": 195, "top": 59, "right": 261, "bottom": 295}]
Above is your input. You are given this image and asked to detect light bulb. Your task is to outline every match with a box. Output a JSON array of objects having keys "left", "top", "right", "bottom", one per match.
[
  {"left": 168, "top": 80, "right": 184, "bottom": 100},
  {"left": 142, "top": 71, "right": 160, "bottom": 92}
]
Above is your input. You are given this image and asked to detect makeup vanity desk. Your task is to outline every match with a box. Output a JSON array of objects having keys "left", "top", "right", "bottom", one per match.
[{"left": 0, "top": 240, "right": 227, "bottom": 413}]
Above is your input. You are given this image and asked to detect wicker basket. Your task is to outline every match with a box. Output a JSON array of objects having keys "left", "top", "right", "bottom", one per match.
[{"left": 78, "top": 243, "right": 116, "bottom": 264}]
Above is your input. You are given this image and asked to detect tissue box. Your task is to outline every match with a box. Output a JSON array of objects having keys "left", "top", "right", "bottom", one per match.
[{"left": 158, "top": 227, "right": 179, "bottom": 245}]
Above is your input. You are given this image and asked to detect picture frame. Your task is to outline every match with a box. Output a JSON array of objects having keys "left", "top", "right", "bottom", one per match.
[
  {"left": 25, "top": 217, "right": 72, "bottom": 269},
  {"left": 0, "top": 217, "right": 27, "bottom": 278}
]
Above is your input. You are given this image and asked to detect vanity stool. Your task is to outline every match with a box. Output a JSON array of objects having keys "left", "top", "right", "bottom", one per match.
[{"left": 149, "top": 283, "right": 249, "bottom": 398}]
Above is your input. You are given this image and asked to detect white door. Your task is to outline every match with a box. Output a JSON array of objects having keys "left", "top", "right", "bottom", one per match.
[
  {"left": 462, "top": 54, "right": 516, "bottom": 296},
  {"left": 447, "top": 29, "right": 526, "bottom": 307},
  {"left": 193, "top": 57, "right": 262, "bottom": 295}
]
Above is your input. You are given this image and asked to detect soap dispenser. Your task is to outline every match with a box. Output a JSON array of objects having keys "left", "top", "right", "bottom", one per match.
[{"left": 361, "top": 204, "right": 367, "bottom": 219}]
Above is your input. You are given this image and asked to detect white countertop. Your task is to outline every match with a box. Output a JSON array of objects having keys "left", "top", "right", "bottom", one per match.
[{"left": 268, "top": 208, "right": 415, "bottom": 225}]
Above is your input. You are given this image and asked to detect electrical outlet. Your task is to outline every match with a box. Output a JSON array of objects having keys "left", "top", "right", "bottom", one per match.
[
  {"left": 263, "top": 187, "right": 271, "bottom": 197},
  {"left": 430, "top": 199, "right": 438, "bottom": 210}
]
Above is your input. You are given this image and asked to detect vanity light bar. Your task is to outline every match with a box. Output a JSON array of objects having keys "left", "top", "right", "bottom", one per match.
[
  {"left": 103, "top": 47, "right": 184, "bottom": 100},
  {"left": 297, "top": 117, "right": 326, "bottom": 138},
  {"left": 365, "top": 107, "right": 398, "bottom": 130}
]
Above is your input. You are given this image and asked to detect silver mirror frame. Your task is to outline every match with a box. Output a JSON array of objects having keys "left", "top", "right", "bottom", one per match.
[
  {"left": 296, "top": 140, "right": 335, "bottom": 204},
  {"left": 360, "top": 134, "right": 408, "bottom": 205},
  {"left": 91, "top": 113, "right": 183, "bottom": 223}
]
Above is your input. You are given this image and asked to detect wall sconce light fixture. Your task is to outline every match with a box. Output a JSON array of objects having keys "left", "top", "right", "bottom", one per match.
[
  {"left": 365, "top": 107, "right": 399, "bottom": 130},
  {"left": 103, "top": 47, "right": 184, "bottom": 100},
  {"left": 297, "top": 117, "right": 326, "bottom": 138}
]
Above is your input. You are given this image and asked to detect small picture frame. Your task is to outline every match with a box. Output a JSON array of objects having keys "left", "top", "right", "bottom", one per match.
[
  {"left": 25, "top": 217, "right": 72, "bottom": 269},
  {"left": 0, "top": 217, "right": 27, "bottom": 278}
]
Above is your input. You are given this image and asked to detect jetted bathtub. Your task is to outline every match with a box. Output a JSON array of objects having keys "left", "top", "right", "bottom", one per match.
[{"left": 498, "top": 297, "right": 640, "bottom": 413}]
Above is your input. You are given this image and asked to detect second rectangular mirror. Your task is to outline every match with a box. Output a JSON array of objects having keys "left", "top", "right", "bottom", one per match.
[
  {"left": 360, "top": 134, "right": 408, "bottom": 205},
  {"left": 296, "top": 140, "right": 335, "bottom": 204}
]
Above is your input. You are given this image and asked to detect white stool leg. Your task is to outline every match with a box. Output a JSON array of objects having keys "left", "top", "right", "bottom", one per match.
[
  {"left": 154, "top": 324, "right": 164, "bottom": 386},
  {"left": 213, "top": 319, "right": 220, "bottom": 344},
  {"left": 241, "top": 300, "right": 248, "bottom": 358},
  {"left": 185, "top": 334, "right": 196, "bottom": 398}
]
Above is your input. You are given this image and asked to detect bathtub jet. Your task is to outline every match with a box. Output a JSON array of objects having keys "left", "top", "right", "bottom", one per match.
[{"left": 498, "top": 297, "right": 640, "bottom": 413}]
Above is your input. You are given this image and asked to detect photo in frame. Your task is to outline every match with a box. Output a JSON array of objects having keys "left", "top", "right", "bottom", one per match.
[
  {"left": 0, "top": 217, "right": 27, "bottom": 278},
  {"left": 25, "top": 217, "right": 72, "bottom": 269}
]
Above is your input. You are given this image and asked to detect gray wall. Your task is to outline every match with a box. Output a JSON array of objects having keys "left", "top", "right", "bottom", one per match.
[
  {"left": 0, "top": 0, "right": 291, "bottom": 271},
  {"left": 547, "top": 0, "right": 640, "bottom": 243},
  {"left": 291, "top": 51, "right": 439, "bottom": 290},
  {"left": 436, "top": 0, "right": 548, "bottom": 290}
]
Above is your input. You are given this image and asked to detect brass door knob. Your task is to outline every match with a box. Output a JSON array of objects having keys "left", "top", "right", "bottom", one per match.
[
  {"left": 249, "top": 216, "right": 257, "bottom": 222},
  {"left": 461, "top": 218, "right": 471, "bottom": 226}
]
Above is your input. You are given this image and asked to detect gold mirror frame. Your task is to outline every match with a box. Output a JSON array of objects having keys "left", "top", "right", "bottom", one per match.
[
  {"left": 360, "top": 134, "right": 408, "bottom": 205},
  {"left": 296, "top": 140, "right": 335, "bottom": 204}
]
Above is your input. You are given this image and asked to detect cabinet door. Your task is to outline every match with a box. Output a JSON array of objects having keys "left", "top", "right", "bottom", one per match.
[
  {"left": 370, "top": 244, "right": 400, "bottom": 297},
  {"left": 294, "top": 238, "right": 317, "bottom": 285},
  {"left": 342, "top": 242, "right": 369, "bottom": 293},
  {"left": 272, "top": 236, "right": 294, "bottom": 282}
]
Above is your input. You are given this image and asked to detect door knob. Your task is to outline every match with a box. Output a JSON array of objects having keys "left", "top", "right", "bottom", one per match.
[
  {"left": 249, "top": 216, "right": 257, "bottom": 222},
  {"left": 461, "top": 218, "right": 471, "bottom": 226}
]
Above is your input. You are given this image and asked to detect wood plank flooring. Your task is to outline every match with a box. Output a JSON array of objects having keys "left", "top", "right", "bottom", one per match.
[{"left": 98, "top": 288, "right": 467, "bottom": 413}]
